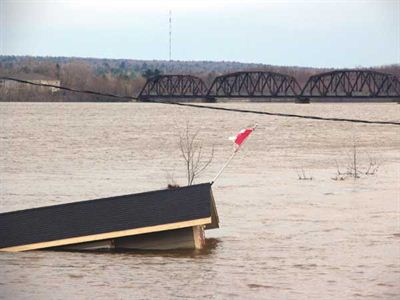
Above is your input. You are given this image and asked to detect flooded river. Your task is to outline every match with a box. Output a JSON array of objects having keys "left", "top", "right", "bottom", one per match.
[{"left": 0, "top": 102, "right": 399, "bottom": 299}]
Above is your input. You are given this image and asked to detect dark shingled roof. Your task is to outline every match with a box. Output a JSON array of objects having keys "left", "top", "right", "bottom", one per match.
[{"left": 0, "top": 183, "right": 213, "bottom": 249}]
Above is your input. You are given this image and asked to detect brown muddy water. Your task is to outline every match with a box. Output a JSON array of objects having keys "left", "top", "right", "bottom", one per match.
[{"left": 0, "top": 102, "right": 399, "bottom": 299}]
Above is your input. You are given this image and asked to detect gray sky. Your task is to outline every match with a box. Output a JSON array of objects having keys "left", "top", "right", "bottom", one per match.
[{"left": 0, "top": 0, "right": 399, "bottom": 68}]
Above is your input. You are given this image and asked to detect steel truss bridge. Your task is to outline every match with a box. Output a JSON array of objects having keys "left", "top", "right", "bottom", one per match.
[
  {"left": 137, "top": 70, "right": 400, "bottom": 101},
  {"left": 206, "top": 71, "right": 301, "bottom": 98},
  {"left": 138, "top": 75, "right": 207, "bottom": 99},
  {"left": 300, "top": 70, "right": 400, "bottom": 98}
]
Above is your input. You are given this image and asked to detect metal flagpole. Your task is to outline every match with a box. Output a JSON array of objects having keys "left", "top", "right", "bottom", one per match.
[
  {"left": 211, "top": 124, "right": 257, "bottom": 185},
  {"left": 211, "top": 147, "right": 239, "bottom": 185}
]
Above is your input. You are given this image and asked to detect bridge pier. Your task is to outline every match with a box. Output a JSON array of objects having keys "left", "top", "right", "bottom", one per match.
[{"left": 295, "top": 97, "right": 310, "bottom": 104}]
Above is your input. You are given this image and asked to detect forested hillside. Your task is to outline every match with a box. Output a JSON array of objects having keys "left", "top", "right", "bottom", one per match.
[{"left": 0, "top": 55, "right": 399, "bottom": 102}]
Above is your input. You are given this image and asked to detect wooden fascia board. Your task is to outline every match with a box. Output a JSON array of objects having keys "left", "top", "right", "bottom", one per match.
[{"left": 0, "top": 217, "right": 211, "bottom": 252}]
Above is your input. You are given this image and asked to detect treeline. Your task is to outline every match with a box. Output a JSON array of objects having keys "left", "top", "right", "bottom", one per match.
[{"left": 0, "top": 55, "right": 399, "bottom": 102}]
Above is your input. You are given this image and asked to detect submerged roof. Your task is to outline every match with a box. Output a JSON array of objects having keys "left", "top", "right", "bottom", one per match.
[{"left": 0, "top": 183, "right": 218, "bottom": 252}]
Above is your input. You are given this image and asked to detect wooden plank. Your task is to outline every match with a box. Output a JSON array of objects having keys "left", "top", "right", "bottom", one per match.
[
  {"left": 193, "top": 225, "right": 205, "bottom": 249},
  {"left": 205, "top": 190, "right": 219, "bottom": 230},
  {"left": 56, "top": 226, "right": 206, "bottom": 251},
  {"left": 0, "top": 217, "right": 211, "bottom": 252},
  {"left": 57, "top": 239, "right": 115, "bottom": 251},
  {"left": 114, "top": 227, "right": 196, "bottom": 250}
]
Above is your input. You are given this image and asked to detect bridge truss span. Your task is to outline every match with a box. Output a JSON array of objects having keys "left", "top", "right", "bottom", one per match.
[
  {"left": 300, "top": 70, "right": 400, "bottom": 98},
  {"left": 207, "top": 71, "right": 301, "bottom": 98},
  {"left": 138, "top": 75, "right": 208, "bottom": 100}
]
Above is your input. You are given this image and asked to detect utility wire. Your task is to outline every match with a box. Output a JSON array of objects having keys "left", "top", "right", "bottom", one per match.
[
  {"left": 160, "top": 101, "right": 400, "bottom": 126},
  {"left": 0, "top": 77, "right": 138, "bottom": 101},
  {"left": 1, "top": 77, "right": 399, "bottom": 126}
]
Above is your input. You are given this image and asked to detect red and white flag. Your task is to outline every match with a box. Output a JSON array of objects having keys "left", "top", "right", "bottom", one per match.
[
  {"left": 212, "top": 125, "right": 257, "bottom": 183},
  {"left": 229, "top": 126, "right": 256, "bottom": 149}
]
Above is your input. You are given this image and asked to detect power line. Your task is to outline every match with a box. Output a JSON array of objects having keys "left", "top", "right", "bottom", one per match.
[
  {"left": 158, "top": 101, "right": 400, "bottom": 126},
  {"left": 0, "top": 77, "right": 138, "bottom": 101},
  {"left": 1, "top": 76, "right": 399, "bottom": 126}
]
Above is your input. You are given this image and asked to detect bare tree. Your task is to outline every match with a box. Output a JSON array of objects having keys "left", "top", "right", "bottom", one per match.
[
  {"left": 332, "top": 159, "right": 346, "bottom": 181},
  {"left": 364, "top": 152, "right": 380, "bottom": 175},
  {"left": 296, "top": 167, "right": 313, "bottom": 180},
  {"left": 178, "top": 123, "right": 214, "bottom": 186},
  {"left": 347, "top": 140, "right": 361, "bottom": 179},
  {"left": 332, "top": 139, "right": 382, "bottom": 181},
  {"left": 165, "top": 170, "right": 180, "bottom": 189}
]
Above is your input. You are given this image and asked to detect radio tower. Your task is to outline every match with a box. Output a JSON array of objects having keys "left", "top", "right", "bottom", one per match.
[{"left": 169, "top": 10, "right": 172, "bottom": 61}]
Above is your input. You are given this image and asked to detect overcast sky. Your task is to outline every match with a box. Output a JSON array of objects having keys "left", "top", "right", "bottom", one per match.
[{"left": 0, "top": 0, "right": 399, "bottom": 68}]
